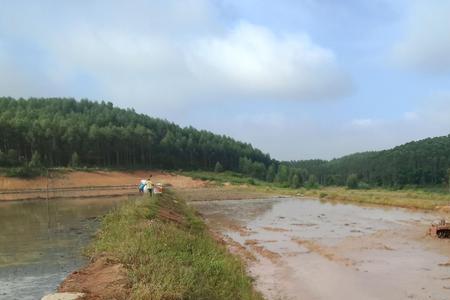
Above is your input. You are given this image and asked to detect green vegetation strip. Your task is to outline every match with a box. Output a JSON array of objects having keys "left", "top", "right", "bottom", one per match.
[
  {"left": 302, "top": 187, "right": 450, "bottom": 210},
  {"left": 181, "top": 171, "right": 450, "bottom": 210},
  {"left": 88, "top": 191, "right": 263, "bottom": 300}
]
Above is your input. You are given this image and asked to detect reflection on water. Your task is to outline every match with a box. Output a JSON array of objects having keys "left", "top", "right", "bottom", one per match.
[{"left": 0, "top": 196, "right": 131, "bottom": 300}]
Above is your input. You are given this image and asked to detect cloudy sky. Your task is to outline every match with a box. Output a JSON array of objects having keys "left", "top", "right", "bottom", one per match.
[{"left": 1, "top": 0, "right": 450, "bottom": 160}]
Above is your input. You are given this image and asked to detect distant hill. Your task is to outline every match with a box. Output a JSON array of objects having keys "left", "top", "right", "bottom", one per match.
[
  {"left": 289, "top": 135, "right": 450, "bottom": 187},
  {"left": 0, "top": 97, "right": 272, "bottom": 171},
  {"left": 2, "top": 97, "right": 449, "bottom": 187}
]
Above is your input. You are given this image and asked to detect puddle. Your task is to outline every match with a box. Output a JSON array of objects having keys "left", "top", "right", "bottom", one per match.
[{"left": 193, "top": 198, "right": 450, "bottom": 300}]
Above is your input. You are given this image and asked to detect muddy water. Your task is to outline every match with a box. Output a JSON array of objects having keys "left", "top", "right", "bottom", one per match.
[
  {"left": 0, "top": 196, "right": 131, "bottom": 300},
  {"left": 193, "top": 198, "right": 450, "bottom": 300}
]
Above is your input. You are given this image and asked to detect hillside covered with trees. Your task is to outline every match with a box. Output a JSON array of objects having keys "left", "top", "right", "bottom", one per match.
[
  {"left": 0, "top": 97, "right": 272, "bottom": 173},
  {"left": 289, "top": 136, "right": 450, "bottom": 187},
  {"left": 1, "top": 97, "right": 449, "bottom": 188}
]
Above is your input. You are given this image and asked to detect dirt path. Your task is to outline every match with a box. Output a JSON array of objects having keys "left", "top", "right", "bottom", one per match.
[{"left": 193, "top": 198, "right": 450, "bottom": 300}]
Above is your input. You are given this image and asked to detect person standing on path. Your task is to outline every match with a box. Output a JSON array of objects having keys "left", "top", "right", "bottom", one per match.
[
  {"left": 147, "top": 175, "right": 154, "bottom": 196},
  {"left": 138, "top": 179, "right": 146, "bottom": 193}
]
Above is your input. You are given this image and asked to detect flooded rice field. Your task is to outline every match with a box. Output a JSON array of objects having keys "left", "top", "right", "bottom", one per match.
[
  {"left": 0, "top": 196, "right": 131, "bottom": 300},
  {"left": 193, "top": 198, "right": 450, "bottom": 300}
]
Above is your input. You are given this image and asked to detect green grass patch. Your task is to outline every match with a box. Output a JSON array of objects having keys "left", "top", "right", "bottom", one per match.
[
  {"left": 180, "top": 171, "right": 450, "bottom": 210},
  {"left": 3, "top": 166, "right": 44, "bottom": 178},
  {"left": 299, "top": 186, "right": 450, "bottom": 210},
  {"left": 88, "top": 191, "right": 263, "bottom": 300}
]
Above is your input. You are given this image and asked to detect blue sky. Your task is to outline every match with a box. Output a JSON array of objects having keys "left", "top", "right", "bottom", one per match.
[{"left": 1, "top": 0, "right": 450, "bottom": 160}]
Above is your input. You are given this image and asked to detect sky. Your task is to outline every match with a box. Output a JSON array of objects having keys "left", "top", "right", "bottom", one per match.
[{"left": 1, "top": 0, "right": 450, "bottom": 160}]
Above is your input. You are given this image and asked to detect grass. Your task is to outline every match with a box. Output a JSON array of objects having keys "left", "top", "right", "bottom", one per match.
[
  {"left": 180, "top": 171, "right": 450, "bottom": 210},
  {"left": 0, "top": 166, "right": 44, "bottom": 178},
  {"left": 301, "top": 186, "right": 450, "bottom": 210},
  {"left": 87, "top": 191, "right": 263, "bottom": 300}
]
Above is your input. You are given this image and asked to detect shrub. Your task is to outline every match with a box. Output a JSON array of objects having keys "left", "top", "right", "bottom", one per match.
[
  {"left": 305, "top": 175, "right": 318, "bottom": 189},
  {"left": 319, "top": 192, "right": 328, "bottom": 198},
  {"left": 346, "top": 174, "right": 359, "bottom": 189},
  {"left": 357, "top": 182, "right": 370, "bottom": 190},
  {"left": 214, "top": 161, "right": 223, "bottom": 173},
  {"left": 290, "top": 174, "right": 300, "bottom": 189},
  {"left": 69, "top": 152, "right": 80, "bottom": 168},
  {"left": 28, "top": 151, "right": 43, "bottom": 168},
  {"left": 6, "top": 166, "right": 41, "bottom": 178}
]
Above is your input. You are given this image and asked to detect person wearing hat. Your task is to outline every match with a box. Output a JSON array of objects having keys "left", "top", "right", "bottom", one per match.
[{"left": 138, "top": 179, "right": 146, "bottom": 193}]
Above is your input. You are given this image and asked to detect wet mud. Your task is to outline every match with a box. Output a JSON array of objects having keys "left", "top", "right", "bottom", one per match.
[{"left": 193, "top": 198, "right": 450, "bottom": 300}]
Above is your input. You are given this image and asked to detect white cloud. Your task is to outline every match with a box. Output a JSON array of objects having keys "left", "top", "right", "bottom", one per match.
[
  {"left": 187, "top": 21, "right": 351, "bottom": 101},
  {"left": 0, "top": 2, "right": 350, "bottom": 109},
  {"left": 392, "top": 1, "right": 450, "bottom": 74},
  {"left": 245, "top": 90, "right": 450, "bottom": 160},
  {"left": 0, "top": 1, "right": 220, "bottom": 108}
]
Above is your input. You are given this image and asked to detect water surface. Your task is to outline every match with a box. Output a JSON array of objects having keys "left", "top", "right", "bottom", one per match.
[
  {"left": 193, "top": 198, "right": 450, "bottom": 300},
  {"left": 0, "top": 196, "right": 131, "bottom": 300}
]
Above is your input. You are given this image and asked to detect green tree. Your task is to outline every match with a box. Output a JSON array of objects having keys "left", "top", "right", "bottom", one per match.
[
  {"left": 289, "top": 134, "right": 450, "bottom": 188},
  {"left": 448, "top": 168, "right": 450, "bottom": 192},
  {"left": 290, "top": 174, "right": 300, "bottom": 189},
  {"left": 0, "top": 98, "right": 273, "bottom": 172},
  {"left": 275, "top": 165, "right": 289, "bottom": 183},
  {"left": 69, "top": 152, "right": 81, "bottom": 168},
  {"left": 266, "top": 164, "right": 276, "bottom": 182},
  {"left": 214, "top": 161, "right": 223, "bottom": 173},
  {"left": 346, "top": 174, "right": 359, "bottom": 189},
  {"left": 6, "top": 149, "right": 18, "bottom": 166},
  {"left": 28, "top": 151, "right": 42, "bottom": 168},
  {"left": 0, "top": 151, "right": 6, "bottom": 166},
  {"left": 251, "top": 161, "right": 266, "bottom": 180},
  {"left": 305, "top": 175, "right": 318, "bottom": 189},
  {"left": 7, "top": 97, "right": 450, "bottom": 188},
  {"left": 239, "top": 157, "right": 252, "bottom": 175}
]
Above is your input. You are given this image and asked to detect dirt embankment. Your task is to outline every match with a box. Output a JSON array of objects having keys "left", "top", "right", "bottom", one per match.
[
  {"left": 53, "top": 191, "right": 264, "bottom": 300},
  {"left": 0, "top": 170, "right": 206, "bottom": 201},
  {"left": 58, "top": 254, "right": 129, "bottom": 300}
]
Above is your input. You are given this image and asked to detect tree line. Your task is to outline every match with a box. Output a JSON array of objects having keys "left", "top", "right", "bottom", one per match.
[
  {"left": 1, "top": 97, "right": 449, "bottom": 188},
  {"left": 0, "top": 97, "right": 272, "bottom": 172},
  {"left": 0, "top": 98, "right": 305, "bottom": 185},
  {"left": 289, "top": 136, "right": 450, "bottom": 188}
]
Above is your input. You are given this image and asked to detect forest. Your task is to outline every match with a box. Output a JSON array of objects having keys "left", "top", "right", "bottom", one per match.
[
  {"left": 290, "top": 136, "right": 450, "bottom": 187},
  {"left": 1, "top": 97, "right": 449, "bottom": 188},
  {"left": 0, "top": 97, "right": 272, "bottom": 173}
]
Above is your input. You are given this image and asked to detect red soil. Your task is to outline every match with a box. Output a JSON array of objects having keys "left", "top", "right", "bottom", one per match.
[
  {"left": 59, "top": 255, "right": 129, "bottom": 300},
  {"left": 0, "top": 170, "right": 206, "bottom": 201},
  {"left": 0, "top": 170, "right": 205, "bottom": 190}
]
